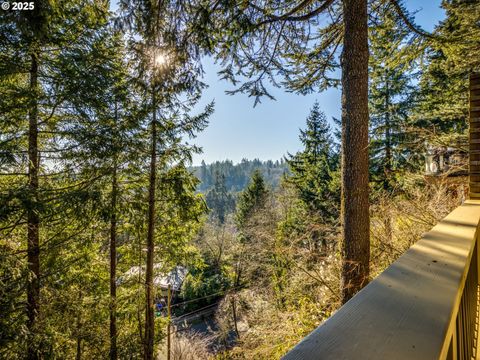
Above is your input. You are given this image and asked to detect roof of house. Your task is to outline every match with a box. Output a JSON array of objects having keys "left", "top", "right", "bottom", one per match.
[
  {"left": 153, "top": 266, "right": 188, "bottom": 291},
  {"left": 118, "top": 264, "right": 188, "bottom": 291}
]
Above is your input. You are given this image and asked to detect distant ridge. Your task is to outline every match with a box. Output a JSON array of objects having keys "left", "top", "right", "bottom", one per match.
[{"left": 189, "top": 158, "right": 289, "bottom": 193}]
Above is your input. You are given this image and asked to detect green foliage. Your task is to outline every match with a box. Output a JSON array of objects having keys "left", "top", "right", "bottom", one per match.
[
  {"left": 192, "top": 158, "right": 289, "bottom": 193},
  {"left": 369, "top": 2, "right": 415, "bottom": 189},
  {"left": 155, "top": 165, "right": 208, "bottom": 266},
  {"left": 188, "top": 0, "right": 343, "bottom": 102},
  {"left": 0, "top": 1, "right": 477, "bottom": 359},
  {"left": 0, "top": 238, "right": 27, "bottom": 355},
  {"left": 180, "top": 272, "right": 231, "bottom": 313},
  {"left": 409, "top": 1, "right": 480, "bottom": 158},
  {"left": 205, "top": 171, "right": 236, "bottom": 224},
  {"left": 0, "top": 0, "right": 210, "bottom": 357},
  {"left": 285, "top": 102, "right": 338, "bottom": 220},
  {"left": 235, "top": 170, "right": 269, "bottom": 230}
]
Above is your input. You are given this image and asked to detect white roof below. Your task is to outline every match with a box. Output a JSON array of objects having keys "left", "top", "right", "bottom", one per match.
[
  {"left": 119, "top": 264, "right": 187, "bottom": 292},
  {"left": 154, "top": 266, "right": 188, "bottom": 291}
]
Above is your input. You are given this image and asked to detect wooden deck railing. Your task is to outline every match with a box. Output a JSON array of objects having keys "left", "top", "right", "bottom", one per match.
[{"left": 283, "top": 201, "right": 480, "bottom": 360}]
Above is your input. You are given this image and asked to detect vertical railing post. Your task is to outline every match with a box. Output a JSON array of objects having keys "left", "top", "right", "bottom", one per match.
[{"left": 469, "top": 73, "right": 480, "bottom": 199}]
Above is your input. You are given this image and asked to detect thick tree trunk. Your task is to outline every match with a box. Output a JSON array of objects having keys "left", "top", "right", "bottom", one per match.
[
  {"left": 109, "top": 101, "right": 118, "bottom": 360},
  {"left": 27, "top": 52, "right": 40, "bottom": 360},
  {"left": 145, "top": 90, "right": 157, "bottom": 360},
  {"left": 340, "top": 0, "right": 370, "bottom": 304}
]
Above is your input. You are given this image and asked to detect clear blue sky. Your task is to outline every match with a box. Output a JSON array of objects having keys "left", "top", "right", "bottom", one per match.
[{"left": 190, "top": 1, "right": 446, "bottom": 165}]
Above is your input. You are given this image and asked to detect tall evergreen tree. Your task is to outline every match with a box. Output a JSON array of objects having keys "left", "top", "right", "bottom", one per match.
[
  {"left": 234, "top": 170, "right": 269, "bottom": 287},
  {"left": 205, "top": 171, "right": 235, "bottom": 224},
  {"left": 199, "top": 160, "right": 210, "bottom": 187},
  {"left": 187, "top": 0, "right": 433, "bottom": 302},
  {"left": 187, "top": 0, "right": 372, "bottom": 302},
  {"left": 339, "top": 0, "right": 370, "bottom": 303},
  {"left": 412, "top": 0, "right": 480, "bottom": 156},
  {"left": 235, "top": 170, "right": 269, "bottom": 231},
  {"left": 286, "top": 102, "right": 337, "bottom": 218},
  {"left": 118, "top": 2, "right": 214, "bottom": 356},
  {"left": 0, "top": 2, "right": 116, "bottom": 357},
  {"left": 369, "top": 2, "right": 414, "bottom": 189}
]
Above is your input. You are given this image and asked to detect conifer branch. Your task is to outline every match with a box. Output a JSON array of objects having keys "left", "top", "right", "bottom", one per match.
[
  {"left": 389, "top": 0, "right": 436, "bottom": 40},
  {"left": 252, "top": 0, "right": 335, "bottom": 26}
]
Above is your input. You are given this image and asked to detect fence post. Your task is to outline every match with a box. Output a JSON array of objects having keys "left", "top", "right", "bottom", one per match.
[{"left": 469, "top": 73, "right": 480, "bottom": 199}]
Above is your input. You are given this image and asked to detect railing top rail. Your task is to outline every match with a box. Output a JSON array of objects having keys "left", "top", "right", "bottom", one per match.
[{"left": 283, "top": 200, "right": 480, "bottom": 360}]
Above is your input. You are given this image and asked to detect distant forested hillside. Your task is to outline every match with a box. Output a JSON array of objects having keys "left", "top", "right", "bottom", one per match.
[{"left": 190, "top": 159, "right": 290, "bottom": 193}]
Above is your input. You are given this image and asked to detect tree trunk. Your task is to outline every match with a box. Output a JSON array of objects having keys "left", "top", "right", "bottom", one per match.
[
  {"left": 167, "top": 284, "right": 171, "bottom": 360},
  {"left": 145, "top": 90, "right": 157, "bottom": 360},
  {"left": 231, "top": 294, "right": 240, "bottom": 339},
  {"left": 109, "top": 101, "right": 118, "bottom": 360},
  {"left": 27, "top": 51, "right": 40, "bottom": 360},
  {"left": 76, "top": 335, "right": 82, "bottom": 360},
  {"left": 76, "top": 293, "right": 82, "bottom": 360},
  {"left": 384, "top": 74, "right": 393, "bottom": 242},
  {"left": 340, "top": 0, "right": 370, "bottom": 304},
  {"left": 384, "top": 72, "right": 392, "bottom": 190},
  {"left": 137, "top": 237, "right": 144, "bottom": 349}
]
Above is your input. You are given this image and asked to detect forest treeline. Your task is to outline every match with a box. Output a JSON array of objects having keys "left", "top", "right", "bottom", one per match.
[
  {"left": 190, "top": 159, "right": 289, "bottom": 193},
  {"left": 0, "top": 0, "right": 478, "bottom": 359}
]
